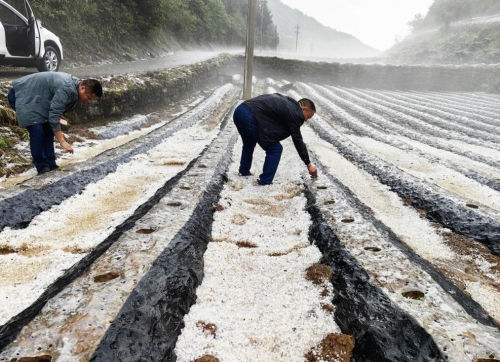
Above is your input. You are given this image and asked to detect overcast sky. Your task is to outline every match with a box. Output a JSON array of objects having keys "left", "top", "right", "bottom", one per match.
[{"left": 279, "top": 0, "right": 434, "bottom": 51}]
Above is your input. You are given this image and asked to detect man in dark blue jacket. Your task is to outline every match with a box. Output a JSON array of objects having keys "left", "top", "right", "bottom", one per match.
[
  {"left": 8, "top": 72, "right": 102, "bottom": 175},
  {"left": 233, "top": 93, "right": 318, "bottom": 185}
]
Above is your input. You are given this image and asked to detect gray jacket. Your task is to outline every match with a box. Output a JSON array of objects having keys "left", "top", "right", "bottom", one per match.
[{"left": 12, "top": 72, "right": 80, "bottom": 132}]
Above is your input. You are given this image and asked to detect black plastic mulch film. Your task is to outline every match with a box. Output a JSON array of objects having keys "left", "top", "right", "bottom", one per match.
[
  {"left": 0, "top": 100, "right": 236, "bottom": 353},
  {"left": 304, "top": 183, "right": 445, "bottom": 362},
  {"left": 308, "top": 151, "right": 499, "bottom": 329},
  {"left": 0, "top": 137, "right": 208, "bottom": 353},
  {"left": 318, "top": 87, "right": 500, "bottom": 193},
  {"left": 308, "top": 118, "right": 500, "bottom": 257},
  {"left": 90, "top": 132, "right": 238, "bottom": 362},
  {"left": 0, "top": 91, "right": 220, "bottom": 233}
]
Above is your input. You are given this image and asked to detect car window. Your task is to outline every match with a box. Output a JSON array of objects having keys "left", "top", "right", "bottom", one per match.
[{"left": 0, "top": 4, "right": 25, "bottom": 25}]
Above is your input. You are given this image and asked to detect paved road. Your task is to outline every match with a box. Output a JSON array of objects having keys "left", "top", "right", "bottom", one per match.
[{"left": 0, "top": 50, "right": 237, "bottom": 81}]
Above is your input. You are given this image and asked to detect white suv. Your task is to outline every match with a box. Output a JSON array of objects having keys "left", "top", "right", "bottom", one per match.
[{"left": 0, "top": 0, "right": 63, "bottom": 71}]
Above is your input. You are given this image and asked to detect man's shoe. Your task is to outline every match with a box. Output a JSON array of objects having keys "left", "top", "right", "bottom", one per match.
[
  {"left": 238, "top": 172, "right": 253, "bottom": 177},
  {"left": 49, "top": 164, "right": 59, "bottom": 171},
  {"left": 37, "top": 166, "right": 50, "bottom": 175},
  {"left": 254, "top": 178, "right": 268, "bottom": 186}
]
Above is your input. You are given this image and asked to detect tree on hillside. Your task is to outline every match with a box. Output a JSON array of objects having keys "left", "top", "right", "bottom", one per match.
[{"left": 415, "top": 0, "right": 500, "bottom": 30}]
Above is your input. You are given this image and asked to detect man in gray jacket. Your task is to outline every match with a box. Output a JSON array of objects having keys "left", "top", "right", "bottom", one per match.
[{"left": 8, "top": 72, "right": 102, "bottom": 175}]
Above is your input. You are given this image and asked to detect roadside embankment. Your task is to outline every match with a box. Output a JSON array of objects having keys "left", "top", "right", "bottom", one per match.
[{"left": 0, "top": 54, "right": 235, "bottom": 178}]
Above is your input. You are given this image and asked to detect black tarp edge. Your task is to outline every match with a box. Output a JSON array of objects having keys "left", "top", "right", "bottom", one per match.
[
  {"left": 90, "top": 129, "right": 238, "bottom": 362},
  {"left": 304, "top": 183, "right": 446, "bottom": 362},
  {"left": 0, "top": 102, "right": 237, "bottom": 353}
]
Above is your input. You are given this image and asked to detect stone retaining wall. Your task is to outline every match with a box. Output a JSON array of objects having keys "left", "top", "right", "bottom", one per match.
[
  {"left": 224, "top": 56, "right": 500, "bottom": 93},
  {"left": 0, "top": 54, "right": 235, "bottom": 126}
]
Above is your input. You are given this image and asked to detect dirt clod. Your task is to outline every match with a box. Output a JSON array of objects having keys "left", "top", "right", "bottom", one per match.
[
  {"left": 306, "top": 264, "right": 333, "bottom": 285},
  {"left": 305, "top": 334, "right": 355, "bottom": 362},
  {"left": 16, "top": 356, "right": 52, "bottom": 362},
  {"left": 0, "top": 246, "right": 16, "bottom": 255},
  {"left": 402, "top": 290, "right": 425, "bottom": 300},
  {"left": 341, "top": 218, "right": 355, "bottom": 223},
  {"left": 236, "top": 241, "right": 258, "bottom": 249},
  {"left": 196, "top": 321, "right": 217, "bottom": 337},
  {"left": 321, "top": 304, "right": 335, "bottom": 314},
  {"left": 231, "top": 213, "right": 249, "bottom": 225},
  {"left": 136, "top": 228, "right": 155, "bottom": 234},
  {"left": 213, "top": 203, "right": 225, "bottom": 212},
  {"left": 94, "top": 272, "right": 120, "bottom": 283},
  {"left": 193, "top": 356, "right": 219, "bottom": 362},
  {"left": 163, "top": 160, "right": 185, "bottom": 166},
  {"left": 167, "top": 202, "right": 182, "bottom": 207}
]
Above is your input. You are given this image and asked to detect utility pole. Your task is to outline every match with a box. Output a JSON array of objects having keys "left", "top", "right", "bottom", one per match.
[
  {"left": 243, "top": 0, "right": 257, "bottom": 100},
  {"left": 259, "top": 0, "right": 264, "bottom": 53},
  {"left": 274, "top": 25, "right": 278, "bottom": 52},
  {"left": 295, "top": 24, "right": 300, "bottom": 52}
]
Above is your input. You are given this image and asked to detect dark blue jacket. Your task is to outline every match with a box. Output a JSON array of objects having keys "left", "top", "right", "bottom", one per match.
[{"left": 243, "top": 93, "right": 310, "bottom": 165}]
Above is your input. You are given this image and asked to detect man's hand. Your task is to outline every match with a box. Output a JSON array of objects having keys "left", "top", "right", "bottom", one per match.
[
  {"left": 61, "top": 141, "right": 74, "bottom": 154},
  {"left": 54, "top": 130, "right": 73, "bottom": 154},
  {"left": 307, "top": 163, "right": 318, "bottom": 178}
]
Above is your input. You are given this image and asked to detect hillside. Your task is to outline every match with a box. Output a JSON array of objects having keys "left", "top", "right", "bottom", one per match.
[
  {"left": 267, "top": 0, "right": 380, "bottom": 58},
  {"left": 21, "top": 0, "right": 277, "bottom": 64},
  {"left": 385, "top": 0, "right": 500, "bottom": 64}
]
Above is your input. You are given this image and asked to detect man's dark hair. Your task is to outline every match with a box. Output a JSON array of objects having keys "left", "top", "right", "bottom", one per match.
[
  {"left": 298, "top": 98, "right": 316, "bottom": 112},
  {"left": 81, "top": 79, "right": 103, "bottom": 98}
]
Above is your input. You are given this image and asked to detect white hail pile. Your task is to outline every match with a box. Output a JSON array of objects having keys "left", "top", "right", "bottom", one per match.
[
  {"left": 302, "top": 118, "right": 500, "bottom": 327},
  {"left": 0, "top": 114, "right": 223, "bottom": 325},
  {"left": 175, "top": 139, "right": 340, "bottom": 362},
  {"left": 346, "top": 135, "right": 500, "bottom": 212}
]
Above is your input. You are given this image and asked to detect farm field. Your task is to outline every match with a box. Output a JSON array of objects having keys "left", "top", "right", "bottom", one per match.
[{"left": 0, "top": 79, "right": 499, "bottom": 362}]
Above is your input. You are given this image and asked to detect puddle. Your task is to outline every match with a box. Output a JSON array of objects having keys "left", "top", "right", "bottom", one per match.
[
  {"left": 94, "top": 272, "right": 120, "bottom": 283},
  {"left": 136, "top": 228, "right": 156, "bottom": 234},
  {"left": 466, "top": 204, "right": 479, "bottom": 209},
  {"left": 402, "top": 290, "right": 425, "bottom": 300},
  {"left": 364, "top": 247, "right": 382, "bottom": 252},
  {"left": 341, "top": 218, "right": 355, "bottom": 223}
]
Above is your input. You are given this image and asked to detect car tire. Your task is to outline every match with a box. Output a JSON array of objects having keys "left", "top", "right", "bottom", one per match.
[{"left": 37, "top": 46, "right": 60, "bottom": 72}]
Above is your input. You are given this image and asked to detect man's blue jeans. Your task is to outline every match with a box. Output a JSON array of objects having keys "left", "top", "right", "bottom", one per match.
[
  {"left": 233, "top": 104, "right": 283, "bottom": 185},
  {"left": 8, "top": 89, "right": 15, "bottom": 111},
  {"left": 26, "top": 122, "right": 57, "bottom": 173}
]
